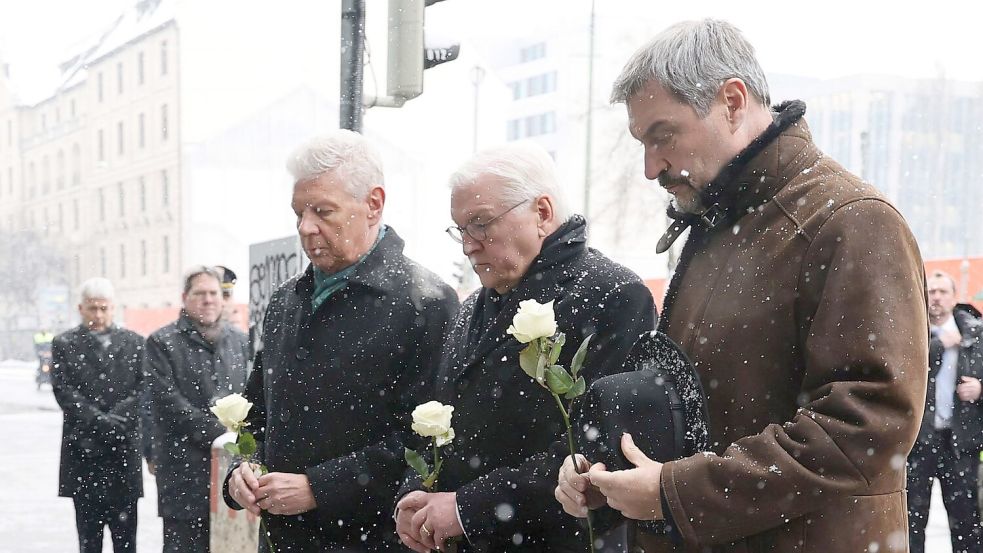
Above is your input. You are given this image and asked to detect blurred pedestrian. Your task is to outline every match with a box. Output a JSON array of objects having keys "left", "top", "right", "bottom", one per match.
[
  {"left": 145, "top": 266, "right": 248, "bottom": 552},
  {"left": 908, "top": 270, "right": 983, "bottom": 553},
  {"left": 556, "top": 18, "right": 928, "bottom": 552},
  {"left": 51, "top": 277, "right": 145, "bottom": 553},
  {"left": 222, "top": 130, "right": 459, "bottom": 551}
]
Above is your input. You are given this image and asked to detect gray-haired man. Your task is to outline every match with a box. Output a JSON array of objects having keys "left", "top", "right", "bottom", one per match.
[
  {"left": 556, "top": 18, "right": 927, "bottom": 553},
  {"left": 52, "top": 278, "right": 145, "bottom": 553},
  {"left": 223, "top": 129, "right": 459, "bottom": 551}
]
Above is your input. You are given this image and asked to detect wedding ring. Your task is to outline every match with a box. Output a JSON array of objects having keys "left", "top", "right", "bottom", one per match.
[{"left": 421, "top": 524, "right": 432, "bottom": 538}]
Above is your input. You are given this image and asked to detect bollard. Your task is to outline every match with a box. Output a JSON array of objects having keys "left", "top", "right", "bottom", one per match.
[{"left": 211, "top": 432, "right": 260, "bottom": 552}]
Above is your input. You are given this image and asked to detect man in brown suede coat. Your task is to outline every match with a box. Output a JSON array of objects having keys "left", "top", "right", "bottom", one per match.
[{"left": 556, "top": 19, "right": 928, "bottom": 552}]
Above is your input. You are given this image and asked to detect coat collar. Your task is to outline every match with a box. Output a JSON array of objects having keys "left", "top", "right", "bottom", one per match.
[
  {"left": 176, "top": 309, "right": 231, "bottom": 351},
  {"left": 75, "top": 324, "right": 126, "bottom": 363},
  {"left": 657, "top": 100, "right": 808, "bottom": 254},
  {"left": 294, "top": 226, "right": 407, "bottom": 301},
  {"left": 454, "top": 216, "right": 589, "bottom": 378}
]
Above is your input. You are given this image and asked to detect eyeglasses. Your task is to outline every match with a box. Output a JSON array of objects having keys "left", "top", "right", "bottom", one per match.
[{"left": 446, "top": 199, "right": 530, "bottom": 244}]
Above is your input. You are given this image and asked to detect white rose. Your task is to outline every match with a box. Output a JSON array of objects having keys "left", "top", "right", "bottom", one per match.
[
  {"left": 210, "top": 393, "right": 253, "bottom": 432},
  {"left": 411, "top": 401, "right": 454, "bottom": 438},
  {"left": 435, "top": 427, "right": 455, "bottom": 447},
  {"left": 507, "top": 299, "right": 557, "bottom": 343}
]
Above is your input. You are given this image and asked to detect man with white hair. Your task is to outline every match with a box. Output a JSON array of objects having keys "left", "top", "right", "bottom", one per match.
[
  {"left": 51, "top": 277, "right": 146, "bottom": 553},
  {"left": 395, "top": 142, "right": 655, "bottom": 552},
  {"left": 554, "top": 19, "right": 928, "bottom": 552},
  {"left": 223, "top": 129, "right": 459, "bottom": 551}
]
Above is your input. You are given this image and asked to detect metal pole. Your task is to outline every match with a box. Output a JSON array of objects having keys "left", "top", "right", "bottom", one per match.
[
  {"left": 583, "top": 0, "right": 596, "bottom": 223},
  {"left": 470, "top": 66, "right": 486, "bottom": 153},
  {"left": 340, "top": 0, "right": 366, "bottom": 132}
]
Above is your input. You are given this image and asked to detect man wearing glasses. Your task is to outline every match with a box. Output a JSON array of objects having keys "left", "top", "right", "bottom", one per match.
[{"left": 395, "top": 142, "right": 655, "bottom": 552}]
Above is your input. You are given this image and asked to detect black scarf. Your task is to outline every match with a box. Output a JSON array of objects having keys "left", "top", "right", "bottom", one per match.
[{"left": 656, "top": 100, "right": 806, "bottom": 332}]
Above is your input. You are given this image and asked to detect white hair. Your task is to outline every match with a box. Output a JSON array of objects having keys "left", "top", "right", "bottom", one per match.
[
  {"left": 79, "top": 277, "right": 115, "bottom": 302},
  {"left": 610, "top": 18, "right": 771, "bottom": 117},
  {"left": 448, "top": 142, "right": 570, "bottom": 221},
  {"left": 285, "top": 129, "right": 385, "bottom": 199}
]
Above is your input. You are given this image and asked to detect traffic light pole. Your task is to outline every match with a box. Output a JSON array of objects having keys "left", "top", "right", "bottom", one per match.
[{"left": 340, "top": 0, "right": 365, "bottom": 132}]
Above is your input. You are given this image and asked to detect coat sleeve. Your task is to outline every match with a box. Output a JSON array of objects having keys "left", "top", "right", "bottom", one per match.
[
  {"left": 660, "top": 199, "right": 928, "bottom": 547},
  {"left": 305, "top": 290, "right": 460, "bottom": 524},
  {"left": 51, "top": 336, "right": 117, "bottom": 435},
  {"left": 144, "top": 332, "right": 226, "bottom": 452},
  {"left": 108, "top": 335, "right": 144, "bottom": 421},
  {"left": 223, "top": 348, "right": 267, "bottom": 510},
  {"left": 455, "top": 280, "right": 656, "bottom": 542}
]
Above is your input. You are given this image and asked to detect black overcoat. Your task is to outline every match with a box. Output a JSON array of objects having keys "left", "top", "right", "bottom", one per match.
[
  {"left": 225, "top": 228, "right": 459, "bottom": 551},
  {"left": 918, "top": 305, "right": 983, "bottom": 453},
  {"left": 51, "top": 325, "right": 145, "bottom": 500},
  {"left": 145, "top": 311, "right": 248, "bottom": 519},
  {"left": 416, "top": 216, "right": 656, "bottom": 552}
]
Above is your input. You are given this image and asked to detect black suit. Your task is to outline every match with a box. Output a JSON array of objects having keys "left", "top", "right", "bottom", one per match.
[
  {"left": 406, "top": 216, "right": 655, "bottom": 552},
  {"left": 51, "top": 325, "right": 145, "bottom": 553},
  {"left": 224, "top": 227, "right": 459, "bottom": 551},
  {"left": 908, "top": 306, "right": 983, "bottom": 553},
  {"left": 145, "top": 311, "right": 249, "bottom": 552}
]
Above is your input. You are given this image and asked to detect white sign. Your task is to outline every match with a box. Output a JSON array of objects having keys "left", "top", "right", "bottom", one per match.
[{"left": 247, "top": 236, "right": 306, "bottom": 367}]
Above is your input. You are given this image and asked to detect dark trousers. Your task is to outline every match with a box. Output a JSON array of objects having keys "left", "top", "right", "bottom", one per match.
[
  {"left": 163, "top": 516, "right": 209, "bottom": 553},
  {"left": 72, "top": 495, "right": 137, "bottom": 553},
  {"left": 907, "top": 429, "right": 983, "bottom": 553}
]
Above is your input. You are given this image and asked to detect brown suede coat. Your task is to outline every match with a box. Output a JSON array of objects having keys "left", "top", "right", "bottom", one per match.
[{"left": 641, "top": 114, "right": 928, "bottom": 552}]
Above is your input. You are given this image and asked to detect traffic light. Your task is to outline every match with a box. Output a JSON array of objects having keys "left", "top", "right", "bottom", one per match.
[{"left": 376, "top": 0, "right": 460, "bottom": 107}]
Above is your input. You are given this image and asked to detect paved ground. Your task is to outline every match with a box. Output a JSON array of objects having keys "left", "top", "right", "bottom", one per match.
[{"left": 0, "top": 360, "right": 959, "bottom": 552}]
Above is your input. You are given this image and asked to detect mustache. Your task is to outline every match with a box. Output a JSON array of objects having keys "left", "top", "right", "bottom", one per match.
[{"left": 658, "top": 172, "right": 693, "bottom": 188}]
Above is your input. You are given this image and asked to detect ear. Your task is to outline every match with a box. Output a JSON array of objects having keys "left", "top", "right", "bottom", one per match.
[
  {"left": 534, "top": 195, "right": 555, "bottom": 237},
  {"left": 719, "top": 78, "right": 750, "bottom": 131},
  {"left": 366, "top": 186, "right": 386, "bottom": 220}
]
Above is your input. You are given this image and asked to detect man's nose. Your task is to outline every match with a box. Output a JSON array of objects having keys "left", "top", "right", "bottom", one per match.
[
  {"left": 462, "top": 235, "right": 481, "bottom": 256},
  {"left": 297, "top": 213, "right": 318, "bottom": 235},
  {"left": 644, "top": 154, "right": 668, "bottom": 181}
]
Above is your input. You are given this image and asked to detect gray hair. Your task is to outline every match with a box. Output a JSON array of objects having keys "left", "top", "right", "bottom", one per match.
[
  {"left": 182, "top": 265, "right": 222, "bottom": 294},
  {"left": 610, "top": 18, "right": 771, "bottom": 117},
  {"left": 285, "top": 130, "right": 384, "bottom": 199},
  {"left": 448, "top": 142, "right": 570, "bottom": 221},
  {"left": 79, "top": 277, "right": 115, "bottom": 301}
]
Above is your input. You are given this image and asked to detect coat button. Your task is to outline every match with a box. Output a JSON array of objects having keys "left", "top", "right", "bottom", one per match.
[
  {"left": 280, "top": 409, "right": 291, "bottom": 422},
  {"left": 295, "top": 347, "right": 308, "bottom": 360}
]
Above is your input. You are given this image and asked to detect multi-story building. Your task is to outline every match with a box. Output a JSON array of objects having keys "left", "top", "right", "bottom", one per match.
[{"left": 771, "top": 74, "right": 983, "bottom": 259}]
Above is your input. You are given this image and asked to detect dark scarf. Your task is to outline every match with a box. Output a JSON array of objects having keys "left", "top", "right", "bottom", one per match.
[
  {"left": 468, "top": 215, "right": 587, "bottom": 349},
  {"left": 656, "top": 100, "right": 806, "bottom": 332}
]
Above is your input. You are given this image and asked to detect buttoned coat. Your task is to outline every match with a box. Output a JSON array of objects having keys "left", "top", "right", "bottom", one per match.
[{"left": 52, "top": 325, "right": 146, "bottom": 501}]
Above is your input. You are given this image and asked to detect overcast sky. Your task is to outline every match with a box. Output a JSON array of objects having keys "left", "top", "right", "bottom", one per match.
[{"left": 2, "top": 0, "right": 982, "bottom": 102}]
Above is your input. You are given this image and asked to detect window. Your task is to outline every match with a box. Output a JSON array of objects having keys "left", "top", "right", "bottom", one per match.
[
  {"left": 57, "top": 203, "right": 63, "bottom": 233},
  {"left": 73, "top": 199, "right": 79, "bottom": 230},
  {"left": 41, "top": 156, "right": 50, "bottom": 194},
  {"left": 55, "top": 108, "right": 61, "bottom": 124},
  {"left": 118, "top": 181, "right": 125, "bottom": 216},
  {"left": 520, "top": 42, "right": 546, "bottom": 63},
  {"left": 41, "top": 113, "right": 47, "bottom": 131},
  {"left": 70, "top": 99, "right": 76, "bottom": 118},
  {"left": 97, "top": 72, "right": 104, "bottom": 102},
  {"left": 6, "top": 119, "right": 11, "bottom": 146},
  {"left": 71, "top": 144, "right": 80, "bottom": 185},
  {"left": 161, "top": 40, "right": 168, "bottom": 75},
  {"left": 7, "top": 167, "right": 12, "bottom": 196},
  {"left": 119, "top": 244, "right": 126, "bottom": 278},
  {"left": 507, "top": 119, "right": 521, "bottom": 141},
  {"left": 161, "top": 169, "right": 169, "bottom": 205},
  {"left": 28, "top": 162, "right": 36, "bottom": 198},
  {"left": 117, "top": 121, "right": 124, "bottom": 155},
  {"left": 56, "top": 150, "right": 65, "bottom": 190},
  {"left": 526, "top": 72, "right": 556, "bottom": 97},
  {"left": 74, "top": 255, "right": 80, "bottom": 286},
  {"left": 138, "top": 113, "right": 146, "bottom": 148},
  {"left": 510, "top": 82, "right": 522, "bottom": 100},
  {"left": 98, "top": 188, "right": 106, "bottom": 221},
  {"left": 97, "top": 130, "right": 104, "bottom": 161},
  {"left": 100, "top": 247, "right": 107, "bottom": 276},
  {"left": 138, "top": 52, "right": 145, "bottom": 84},
  {"left": 139, "top": 177, "right": 146, "bottom": 212},
  {"left": 141, "top": 240, "right": 147, "bottom": 276},
  {"left": 161, "top": 104, "right": 169, "bottom": 141},
  {"left": 162, "top": 235, "right": 170, "bottom": 273},
  {"left": 117, "top": 62, "right": 124, "bottom": 94}
]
